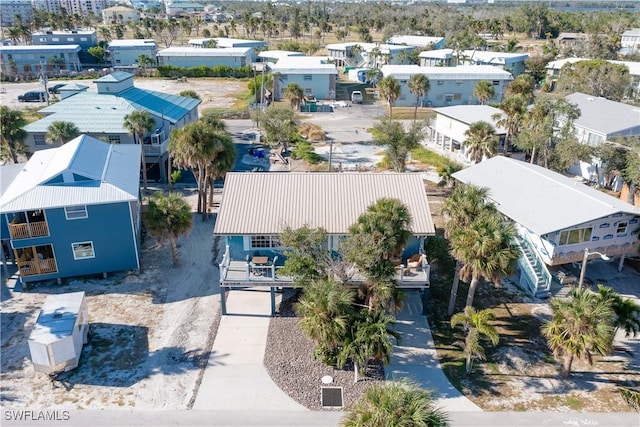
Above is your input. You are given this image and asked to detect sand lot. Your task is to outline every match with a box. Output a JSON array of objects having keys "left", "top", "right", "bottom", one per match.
[{"left": 0, "top": 77, "right": 247, "bottom": 112}]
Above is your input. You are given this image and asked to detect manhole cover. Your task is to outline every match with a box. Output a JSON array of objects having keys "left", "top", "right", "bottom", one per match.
[{"left": 321, "top": 386, "right": 343, "bottom": 408}]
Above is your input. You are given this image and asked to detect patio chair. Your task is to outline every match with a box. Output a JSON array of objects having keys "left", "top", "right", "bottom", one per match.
[{"left": 406, "top": 254, "right": 424, "bottom": 272}]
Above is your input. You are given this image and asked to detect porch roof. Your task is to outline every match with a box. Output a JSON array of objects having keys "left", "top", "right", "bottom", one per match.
[
  {"left": 452, "top": 156, "right": 640, "bottom": 235},
  {"left": 214, "top": 172, "right": 435, "bottom": 236}
]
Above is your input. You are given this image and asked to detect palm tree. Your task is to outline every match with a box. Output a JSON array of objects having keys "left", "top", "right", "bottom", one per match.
[
  {"left": 123, "top": 110, "right": 156, "bottom": 191},
  {"left": 473, "top": 80, "right": 495, "bottom": 105},
  {"left": 543, "top": 288, "right": 615, "bottom": 379},
  {"left": 492, "top": 94, "right": 527, "bottom": 155},
  {"left": 407, "top": 74, "right": 430, "bottom": 122},
  {"left": 442, "top": 184, "right": 495, "bottom": 316},
  {"left": 596, "top": 285, "right": 640, "bottom": 339},
  {"left": 206, "top": 133, "right": 236, "bottom": 209},
  {"left": 295, "top": 279, "right": 355, "bottom": 363},
  {"left": 45, "top": 121, "right": 80, "bottom": 145},
  {"left": 450, "top": 307, "right": 499, "bottom": 374},
  {"left": 377, "top": 76, "right": 401, "bottom": 119},
  {"left": 145, "top": 192, "right": 193, "bottom": 267},
  {"left": 283, "top": 82, "right": 304, "bottom": 111},
  {"left": 464, "top": 121, "right": 497, "bottom": 163},
  {"left": 0, "top": 106, "right": 28, "bottom": 163},
  {"left": 371, "top": 118, "right": 422, "bottom": 172},
  {"left": 449, "top": 209, "right": 519, "bottom": 309},
  {"left": 342, "top": 379, "right": 450, "bottom": 427}
]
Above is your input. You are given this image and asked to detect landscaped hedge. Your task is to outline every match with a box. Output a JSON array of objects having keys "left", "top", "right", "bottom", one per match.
[{"left": 157, "top": 65, "right": 252, "bottom": 78}]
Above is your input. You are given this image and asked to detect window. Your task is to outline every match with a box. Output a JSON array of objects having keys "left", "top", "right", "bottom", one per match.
[
  {"left": 108, "top": 135, "right": 121, "bottom": 144},
  {"left": 34, "top": 135, "right": 46, "bottom": 146},
  {"left": 492, "top": 80, "right": 500, "bottom": 86},
  {"left": 558, "top": 227, "right": 593, "bottom": 245},
  {"left": 455, "top": 80, "right": 463, "bottom": 86},
  {"left": 65, "top": 205, "right": 87, "bottom": 220},
  {"left": 67, "top": 37, "right": 74, "bottom": 41},
  {"left": 52, "top": 37, "right": 59, "bottom": 41},
  {"left": 616, "top": 222, "right": 628, "bottom": 234},
  {"left": 80, "top": 37, "right": 87, "bottom": 41},
  {"left": 72, "top": 242, "right": 95, "bottom": 259},
  {"left": 453, "top": 93, "right": 462, "bottom": 100},
  {"left": 437, "top": 80, "right": 444, "bottom": 85},
  {"left": 249, "top": 236, "right": 281, "bottom": 249},
  {"left": 303, "top": 74, "right": 312, "bottom": 81}
]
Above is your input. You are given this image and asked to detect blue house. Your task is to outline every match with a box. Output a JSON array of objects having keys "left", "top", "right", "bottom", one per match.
[
  {"left": 214, "top": 172, "right": 436, "bottom": 315},
  {"left": 0, "top": 135, "right": 142, "bottom": 284}
]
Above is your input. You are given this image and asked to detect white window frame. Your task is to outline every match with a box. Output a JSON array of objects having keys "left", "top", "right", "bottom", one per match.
[
  {"left": 65, "top": 205, "right": 88, "bottom": 220},
  {"left": 72, "top": 241, "right": 95, "bottom": 260},
  {"left": 243, "top": 235, "right": 282, "bottom": 250},
  {"left": 616, "top": 222, "right": 628, "bottom": 235}
]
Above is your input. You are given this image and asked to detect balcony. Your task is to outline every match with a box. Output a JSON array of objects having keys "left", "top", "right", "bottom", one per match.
[
  {"left": 9, "top": 221, "right": 49, "bottom": 239},
  {"left": 17, "top": 257, "right": 57, "bottom": 277}
]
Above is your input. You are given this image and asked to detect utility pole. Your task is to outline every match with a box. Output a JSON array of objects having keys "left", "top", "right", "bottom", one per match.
[{"left": 39, "top": 61, "right": 49, "bottom": 106}]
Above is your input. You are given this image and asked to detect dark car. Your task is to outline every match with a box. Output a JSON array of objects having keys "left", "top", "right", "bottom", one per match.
[
  {"left": 18, "top": 91, "right": 46, "bottom": 102},
  {"left": 48, "top": 83, "right": 68, "bottom": 94}
]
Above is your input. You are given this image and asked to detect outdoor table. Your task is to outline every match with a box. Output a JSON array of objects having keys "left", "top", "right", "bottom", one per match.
[{"left": 251, "top": 256, "right": 269, "bottom": 275}]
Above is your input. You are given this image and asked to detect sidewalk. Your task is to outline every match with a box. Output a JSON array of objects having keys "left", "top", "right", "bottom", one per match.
[{"left": 387, "top": 291, "right": 482, "bottom": 412}]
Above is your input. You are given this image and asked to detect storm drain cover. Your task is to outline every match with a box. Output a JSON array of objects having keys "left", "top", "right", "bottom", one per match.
[{"left": 321, "top": 386, "right": 343, "bottom": 408}]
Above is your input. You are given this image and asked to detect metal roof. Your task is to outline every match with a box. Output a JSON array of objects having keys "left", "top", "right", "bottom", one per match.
[
  {"left": 29, "top": 292, "right": 85, "bottom": 346},
  {"left": 433, "top": 105, "right": 507, "bottom": 134},
  {"left": 463, "top": 50, "right": 529, "bottom": 64},
  {"left": 214, "top": 172, "right": 435, "bottom": 236},
  {"left": 382, "top": 64, "right": 513, "bottom": 81},
  {"left": 418, "top": 49, "right": 454, "bottom": 59},
  {"left": 157, "top": 47, "right": 252, "bottom": 57},
  {"left": 108, "top": 39, "right": 156, "bottom": 48},
  {"left": 386, "top": 35, "right": 445, "bottom": 47},
  {"left": 0, "top": 44, "right": 81, "bottom": 53},
  {"left": 0, "top": 163, "right": 24, "bottom": 197},
  {"left": 270, "top": 56, "right": 338, "bottom": 74},
  {"left": 95, "top": 71, "right": 133, "bottom": 83},
  {"left": 568, "top": 92, "right": 640, "bottom": 138},
  {"left": 120, "top": 87, "right": 200, "bottom": 124},
  {"left": 0, "top": 135, "right": 140, "bottom": 213},
  {"left": 452, "top": 156, "right": 640, "bottom": 236},
  {"left": 546, "top": 58, "right": 640, "bottom": 76}
]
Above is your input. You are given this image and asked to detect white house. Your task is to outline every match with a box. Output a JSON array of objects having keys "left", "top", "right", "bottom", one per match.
[
  {"left": 156, "top": 47, "right": 253, "bottom": 68},
  {"left": 460, "top": 50, "right": 529, "bottom": 77},
  {"left": 166, "top": 2, "right": 203, "bottom": 15},
  {"left": 101, "top": 5, "right": 139, "bottom": 24},
  {"left": 269, "top": 56, "right": 338, "bottom": 101},
  {"left": 430, "top": 105, "right": 506, "bottom": 162},
  {"left": 107, "top": 39, "right": 156, "bottom": 68},
  {"left": 380, "top": 64, "right": 513, "bottom": 108},
  {"left": 257, "top": 50, "right": 304, "bottom": 64},
  {"left": 563, "top": 92, "right": 640, "bottom": 184},
  {"left": 188, "top": 37, "right": 266, "bottom": 53},
  {"left": 453, "top": 156, "right": 640, "bottom": 297},
  {"left": 621, "top": 28, "right": 640, "bottom": 53},
  {"left": 419, "top": 49, "right": 455, "bottom": 67},
  {"left": 386, "top": 35, "right": 445, "bottom": 50},
  {"left": 326, "top": 42, "right": 415, "bottom": 68}
]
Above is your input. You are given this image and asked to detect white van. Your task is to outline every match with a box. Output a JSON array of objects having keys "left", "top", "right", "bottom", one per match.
[{"left": 351, "top": 90, "right": 363, "bottom": 104}]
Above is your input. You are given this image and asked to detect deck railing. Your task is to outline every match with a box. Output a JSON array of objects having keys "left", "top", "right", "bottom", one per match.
[
  {"left": 17, "top": 258, "right": 57, "bottom": 276},
  {"left": 9, "top": 221, "right": 49, "bottom": 239}
]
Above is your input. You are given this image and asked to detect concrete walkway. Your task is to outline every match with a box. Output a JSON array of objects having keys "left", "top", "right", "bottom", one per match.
[{"left": 387, "top": 291, "right": 482, "bottom": 412}]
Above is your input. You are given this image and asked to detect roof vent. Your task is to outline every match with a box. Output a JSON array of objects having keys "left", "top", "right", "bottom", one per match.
[{"left": 586, "top": 97, "right": 595, "bottom": 101}]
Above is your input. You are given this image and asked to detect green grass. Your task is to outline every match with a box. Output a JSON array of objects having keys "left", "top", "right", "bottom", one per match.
[
  {"left": 389, "top": 107, "right": 436, "bottom": 121},
  {"left": 410, "top": 146, "right": 458, "bottom": 170}
]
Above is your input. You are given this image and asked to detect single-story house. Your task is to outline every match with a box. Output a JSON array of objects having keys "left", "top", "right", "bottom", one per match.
[
  {"left": 23, "top": 71, "right": 200, "bottom": 182},
  {"left": 102, "top": 6, "right": 140, "bottom": 24},
  {"left": 107, "top": 39, "right": 157, "bottom": 68},
  {"left": 326, "top": 42, "right": 415, "bottom": 68},
  {"left": 562, "top": 92, "right": 640, "bottom": 184},
  {"left": 430, "top": 105, "right": 506, "bottom": 162},
  {"left": 453, "top": 156, "right": 640, "bottom": 297},
  {"left": 380, "top": 64, "right": 513, "bottom": 107},
  {"left": 460, "top": 50, "right": 529, "bottom": 77},
  {"left": 0, "top": 45, "right": 82, "bottom": 76},
  {"left": 0, "top": 135, "right": 142, "bottom": 284},
  {"left": 214, "top": 172, "right": 436, "bottom": 315},
  {"left": 257, "top": 50, "right": 305, "bottom": 64},
  {"left": 269, "top": 56, "right": 338, "bottom": 101},
  {"left": 419, "top": 49, "right": 455, "bottom": 67},
  {"left": 386, "top": 35, "right": 446, "bottom": 50},
  {"left": 188, "top": 37, "right": 266, "bottom": 51},
  {"left": 156, "top": 46, "right": 253, "bottom": 68}
]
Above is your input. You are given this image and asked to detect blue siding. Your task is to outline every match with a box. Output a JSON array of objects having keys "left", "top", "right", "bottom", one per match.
[
  {"left": 13, "top": 202, "right": 138, "bottom": 281},
  {"left": 0, "top": 214, "right": 9, "bottom": 241}
]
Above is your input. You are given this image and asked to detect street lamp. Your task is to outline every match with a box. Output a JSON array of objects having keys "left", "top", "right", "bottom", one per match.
[{"left": 578, "top": 248, "right": 610, "bottom": 290}]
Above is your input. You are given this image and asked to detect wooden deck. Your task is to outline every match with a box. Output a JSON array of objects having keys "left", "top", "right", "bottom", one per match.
[{"left": 219, "top": 260, "right": 430, "bottom": 289}]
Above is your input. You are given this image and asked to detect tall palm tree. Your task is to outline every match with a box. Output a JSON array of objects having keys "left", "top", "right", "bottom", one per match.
[
  {"left": 450, "top": 307, "right": 499, "bottom": 374},
  {"left": 473, "top": 80, "right": 495, "bottom": 105},
  {"left": 407, "top": 74, "right": 430, "bottom": 122},
  {"left": 449, "top": 209, "right": 519, "bottom": 309},
  {"left": 45, "top": 121, "right": 80, "bottom": 145},
  {"left": 206, "top": 133, "right": 236, "bottom": 209},
  {"left": 295, "top": 279, "right": 355, "bottom": 363},
  {"left": 543, "top": 288, "right": 614, "bottom": 379},
  {"left": 124, "top": 110, "right": 156, "bottom": 191},
  {"left": 145, "top": 192, "right": 193, "bottom": 267},
  {"left": 0, "top": 106, "right": 28, "bottom": 163},
  {"left": 342, "top": 379, "right": 450, "bottom": 427},
  {"left": 464, "top": 121, "right": 497, "bottom": 163},
  {"left": 492, "top": 94, "right": 527, "bottom": 155},
  {"left": 377, "top": 76, "right": 401, "bottom": 119},
  {"left": 442, "top": 184, "right": 495, "bottom": 316},
  {"left": 283, "top": 82, "right": 304, "bottom": 111}
]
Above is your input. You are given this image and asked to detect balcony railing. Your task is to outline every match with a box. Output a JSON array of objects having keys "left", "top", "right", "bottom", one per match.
[
  {"left": 10, "top": 221, "right": 49, "bottom": 239},
  {"left": 17, "top": 258, "right": 57, "bottom": 276},
  {"left": 143, "top": 139, "right": 169, "bottom": 157}
]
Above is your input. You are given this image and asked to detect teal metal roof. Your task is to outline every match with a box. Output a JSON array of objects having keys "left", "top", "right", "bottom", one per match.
[
  {"left": 119, "top": 87, "right": 200, "bottom": 123},
  {"left": 94, "top": 71, "right": 134, "bottom": 83}
]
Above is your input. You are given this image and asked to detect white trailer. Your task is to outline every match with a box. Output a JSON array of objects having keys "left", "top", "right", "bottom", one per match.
[{"left": 28, "top": 292, "right": 89, "bottom": 375}]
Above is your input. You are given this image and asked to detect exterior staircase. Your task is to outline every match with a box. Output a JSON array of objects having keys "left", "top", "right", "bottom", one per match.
[{"left": 515, "top": 234, "right": 552, "bottom": 299}]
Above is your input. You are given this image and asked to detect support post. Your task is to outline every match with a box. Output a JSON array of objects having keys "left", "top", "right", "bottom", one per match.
[
  {"left": 221, "top": 287, "right": 227, "bottom": 315},
  {"left": 422, "top": 288, "right": 429, "bottom": 316},
  {"left": 618, "top": 254, "right": 625, "bottom": 272},
  {"left": 270, "top": 286, "right": 276, "bottom": 316}
]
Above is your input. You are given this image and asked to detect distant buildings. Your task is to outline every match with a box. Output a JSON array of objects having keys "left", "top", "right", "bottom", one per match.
[
  {"left": 0, "top": 0, "right": 33, "bottom": 27},
  {"left": 107, "top": 39, "right": 156, "bottom": 68},
  {"left": 621, "top": 28, "right": 640, "bottom": 53},
  {"left": 0, "top": 45, "right": 82, "bottom": 76},
  {"left": 326, "top": 42, "right": 415, "bottom": 68},
  {"left": 459, "top": 50, "right": 528, "bottom": 77},
  {"left": 269, "top": 56, "right": 338, "bottom": 101},
  {"left": 157, "top": 47, "right": 254, "bottom": 68},
  {"left": 386, "top": 35, "right": 445, "bottom": 50},
  {"left": 31, "top": 30, "right": 97, "bottom": 67},
  {"left": 102, "top": 6, "right": 140, "bottom": 25},
  {"left": 32, "top": 0, "right": 107, "bottom": 15}
]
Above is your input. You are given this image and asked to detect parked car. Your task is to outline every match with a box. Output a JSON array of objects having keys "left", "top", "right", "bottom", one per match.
[
  {"left": 18, "top": 91, "right": 46, "bottom": 102},
  {"left": 351, "top": 90, "right": 363, "bottom": 104},
  {"left": 48, "top": 83, "right": 68, "bottom": 94}
]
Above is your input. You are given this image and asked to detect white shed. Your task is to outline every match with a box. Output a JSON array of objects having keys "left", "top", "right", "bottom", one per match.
[{"left": 28, "top": 292, "right": 89, "bottom": 375}]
